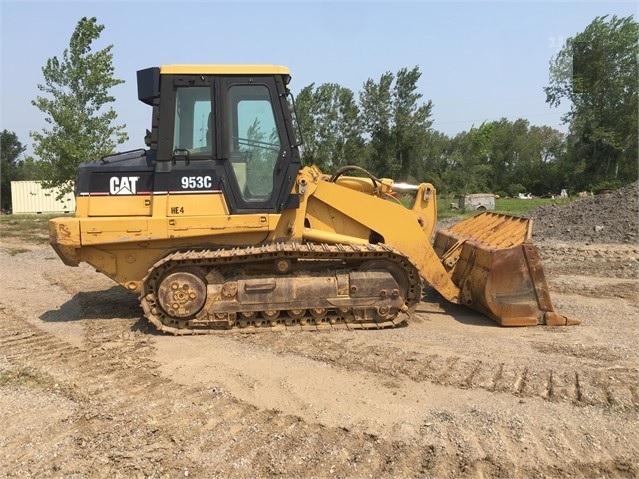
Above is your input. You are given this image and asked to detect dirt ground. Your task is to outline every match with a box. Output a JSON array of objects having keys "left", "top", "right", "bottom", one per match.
[{"left": 1, "top": 193, "right": 638, "bottom": 478}]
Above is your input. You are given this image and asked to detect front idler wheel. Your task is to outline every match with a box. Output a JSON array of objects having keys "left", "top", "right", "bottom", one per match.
[{"left": 157, "top": 269, "right": 207, "bottom": 319}]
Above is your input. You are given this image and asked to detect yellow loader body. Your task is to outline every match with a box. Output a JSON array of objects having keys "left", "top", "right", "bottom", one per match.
[{"left": 48, "top": 64, "right": 577, "bottom": 333}]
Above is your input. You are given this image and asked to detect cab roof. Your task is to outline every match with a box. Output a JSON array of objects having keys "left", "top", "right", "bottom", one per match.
[{"left": 160, "top": 65, "right": 290, "bottom": 75}]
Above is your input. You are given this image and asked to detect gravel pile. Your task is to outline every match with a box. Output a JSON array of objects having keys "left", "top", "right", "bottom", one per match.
[{"left": 525, "top": 182, "right": 638, "bottom": 244}]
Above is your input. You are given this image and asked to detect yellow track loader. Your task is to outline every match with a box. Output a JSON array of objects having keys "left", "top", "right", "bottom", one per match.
[{"left": 49, "top": 65, "right": 578, "bottom": 333}]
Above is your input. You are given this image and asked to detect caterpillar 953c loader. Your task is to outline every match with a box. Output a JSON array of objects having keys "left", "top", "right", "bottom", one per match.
[{"left": 49, "top": 65, "right": 578, "bottom": 334}]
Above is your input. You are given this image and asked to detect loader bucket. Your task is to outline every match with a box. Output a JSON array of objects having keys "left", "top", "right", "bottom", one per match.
[{"left": 433, "top": 212, "right": 579, "bottom": 326}]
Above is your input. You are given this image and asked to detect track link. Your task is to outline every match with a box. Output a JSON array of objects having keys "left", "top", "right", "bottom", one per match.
[{"left": 140, "top": 242, "right": 422, "bottom": 334}]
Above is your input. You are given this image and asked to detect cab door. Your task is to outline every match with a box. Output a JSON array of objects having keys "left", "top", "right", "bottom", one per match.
[{"left": 220, "top": 76, "right": 298, "bottom": 213}]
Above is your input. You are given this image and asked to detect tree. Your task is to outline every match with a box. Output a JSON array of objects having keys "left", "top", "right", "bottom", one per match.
[
  {"left": 545, "top": 15, "right": 638, "bottom": 190},
  {"left": 485, "top": 119, "right": 565, "bottom": 196},
  {"left": 31, "top": 16, "right": 128, "bottom": 196},
  {"left": 0, "top": 130, "right": 27, "bottom": 211},
  {"left": 441, "top": 123, "right": 494, "bottom": 194},
  {"left": 294, "top": 83, "right": 365, "bottom": 170},
  {"left": 359, "top": 66, "right": 433, "bottom": 180},
  {"left": 360, "top": 71, "right": 397, "bottom": 177},
  {"left": 421, "top": 130, "right": 452, "bottom": 189},
  {"left": 437, "top": 119, "right": 566, "bottom": 197},
  {"left": 522, "top": 125, "right": 566, "bottom": 195}
]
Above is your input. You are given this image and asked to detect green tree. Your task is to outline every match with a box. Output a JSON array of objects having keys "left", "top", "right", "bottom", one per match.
[
  {"left": 294, "top": 83, "right": 365, "bottom": 170},
  {"left": 485, "top": 119, "right": 565, "bottom": 196},
  {"left": 521, "top": 125, "right": 566, "bottom": 195},
  {"left": 359, "top": 72, "right": 395, "bottom": 176},
  {"left": 421, "top": 130, "right": 451, "bottom": 189},
  {"left": 0, "top": 130, "right": 27, "bottom": 211},
  {"left": 435, "top": 119, "right": 566, "bottom": 197},
  {"left": 18, "top": 157, "right": 47, "bottom": 181},
  {"left": 442, "top": 123, "right": 494, "bottom": 194},
  {"left": 31, "top": 16, "right": 127, "bottom": 196},
  {"left": 359, "top": 67, "right": 434, "bottom": 180},
  {"left": 544, "top": 15, "right": 638, "bottom": 190}
]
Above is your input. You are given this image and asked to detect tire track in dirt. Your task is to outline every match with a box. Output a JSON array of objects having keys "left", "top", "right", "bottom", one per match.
[
  {"left": 71, "top": 283, "right": 638, "bottom": 414},
  {"left": 1, "top": 310, "right": 637, "bottom": 478},
  {"left": 237, "top": 332, "right": 639, "bottom": 411},
  {"left": 539, "top": 243, "right": 638, "bottom": 300},
  {"left": 540, "top": 244, "right": 638, "bottom": 279},
  {"left": 1, "top": 311, "right": 372, "bottom": 477}
]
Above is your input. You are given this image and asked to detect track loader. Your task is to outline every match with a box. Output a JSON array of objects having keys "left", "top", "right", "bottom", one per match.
[{"left": 49, "top": 65, "right": 578, "bottom": 333}]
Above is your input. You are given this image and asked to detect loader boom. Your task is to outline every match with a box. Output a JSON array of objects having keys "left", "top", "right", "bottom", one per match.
[{"left": 287, "top": 167, "right": 577, "bottom": 326}]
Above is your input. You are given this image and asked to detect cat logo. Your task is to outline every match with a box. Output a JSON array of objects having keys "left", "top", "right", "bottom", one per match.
[{"left": 109, "top": 176, "right": 140, "bottom": 195}]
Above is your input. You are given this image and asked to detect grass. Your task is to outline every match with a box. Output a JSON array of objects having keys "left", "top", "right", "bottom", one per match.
[
  {"left": 0, "top": 214, "right": 60, "bottom": 245},
  {"left": 437, "top": 195, "right": 577, "bottom": 219},
  {"left": 0, "top": 366, "right": 80, "bottom": 400},
  {"left": 0, "top": 366, "right": 48, "bottom": 388},
  {"left": 494, "top": 196, "right": 575, "bottom": 215}
]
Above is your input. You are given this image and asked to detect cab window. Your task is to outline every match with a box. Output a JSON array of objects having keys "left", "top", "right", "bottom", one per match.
[
  {"left": 228, "top": 84, "right": 282, "bottom": 201},
  {"left": 173, "top": 86, "right": 212, "bottom": 154}
]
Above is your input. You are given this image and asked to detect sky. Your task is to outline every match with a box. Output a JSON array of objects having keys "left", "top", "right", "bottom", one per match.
[{"left": 1, "top": 0, "right": 636, "bottom": 159}]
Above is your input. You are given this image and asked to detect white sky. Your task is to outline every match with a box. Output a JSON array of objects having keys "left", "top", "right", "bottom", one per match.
[{"left": 1, "top": 1, "right": 636, "bottom": 158}]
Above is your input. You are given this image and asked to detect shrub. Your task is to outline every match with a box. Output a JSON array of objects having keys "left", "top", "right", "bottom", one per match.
[
  {"left": 507, "top": 183, "right": 526, "bottom": 197},
  {"left": 591, "top": 180, "right": 622, "bottom": 195}
]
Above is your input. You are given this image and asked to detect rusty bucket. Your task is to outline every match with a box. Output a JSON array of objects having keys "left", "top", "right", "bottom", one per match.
[{"left": 434, "top": 212, "right": 579, "bottom": 326}]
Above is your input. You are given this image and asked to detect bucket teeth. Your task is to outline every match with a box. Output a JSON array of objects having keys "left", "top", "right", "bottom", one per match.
[{"left": 544, "top": 312, "right": 581, "bottom": 326}]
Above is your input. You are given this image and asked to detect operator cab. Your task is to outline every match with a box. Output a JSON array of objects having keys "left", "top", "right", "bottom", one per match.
[{"left": 137, "top": 65, "right": 301, "bottom": 214}]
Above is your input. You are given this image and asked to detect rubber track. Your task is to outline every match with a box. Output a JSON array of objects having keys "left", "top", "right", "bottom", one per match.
[{"left": 140, "top": 242, "right": 422, "bottom": 335}]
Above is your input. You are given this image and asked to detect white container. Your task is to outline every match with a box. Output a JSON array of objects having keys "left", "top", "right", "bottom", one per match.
[
  {"left": 10, "top": 181, "right": 75, "bottom": 214},
  {"left": 458, "top": 193, "right": 495, "bottom": 211}
]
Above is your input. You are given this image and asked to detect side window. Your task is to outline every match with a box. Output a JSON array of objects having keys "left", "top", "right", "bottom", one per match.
[
  {"left": 173, "top": 86, "right": 212, "bottom": 154},
  {"left": 228, "top": 85, "right": 282, "bottom": 201}
]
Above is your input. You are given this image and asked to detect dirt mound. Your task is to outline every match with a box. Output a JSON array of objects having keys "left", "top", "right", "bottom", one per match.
[{"left": 525, "top": 182, "right": 639, "bottom": 244}]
